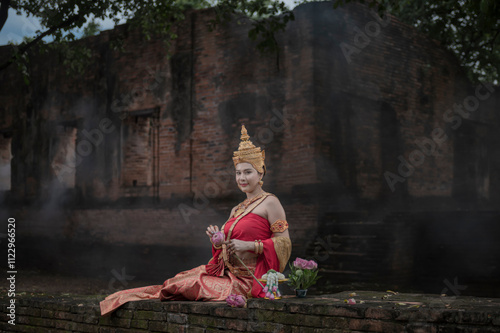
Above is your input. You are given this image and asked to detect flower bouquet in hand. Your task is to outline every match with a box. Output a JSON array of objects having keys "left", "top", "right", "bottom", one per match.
[{"left": 287, "top": 258, "right": 321, "bottom": 291}]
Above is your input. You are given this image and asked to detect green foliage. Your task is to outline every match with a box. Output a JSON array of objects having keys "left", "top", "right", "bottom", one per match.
[
  {"left": 176, "top": 0, "right": 214, "bottom": 10},
  {"left": 59, "top": 43, "right": 93, "bottom": 75},
  {"left": 391, "top": 0, "right": 500, "bottom": 83},
  {"left": 1, "top": 0, "right": 295, "bottom": 81},
  {"left": 5, "top": 0, "right": 496, "bottom": 84},
  {"left": 211, "top": 0, "right": 294, "bottom": 54},
  {"left": 82, "top": 19, "right": 101, "bottom": 38},
  {"left": 287, "top": 262, "right": 321, "bottom": 290},
  {"left": 13, "top": 44, "right": 30, "bottom": 85}
]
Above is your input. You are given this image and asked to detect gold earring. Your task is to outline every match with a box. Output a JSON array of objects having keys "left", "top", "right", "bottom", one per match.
[{"left": 258, "top": 180, "right": 263, "bottom": 186}]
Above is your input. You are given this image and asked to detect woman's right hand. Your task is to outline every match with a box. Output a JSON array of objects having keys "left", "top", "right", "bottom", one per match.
[{"left": 206, "top": 225, "right": 220, "bottom": 239}]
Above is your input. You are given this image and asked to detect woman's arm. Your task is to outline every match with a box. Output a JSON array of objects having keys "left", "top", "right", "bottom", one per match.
[
  {"left": 266, "top": 196, "right": 290, "bottom": 238},
  {"left": 263, "top": 196, "right": 292, "bottom": 272}
]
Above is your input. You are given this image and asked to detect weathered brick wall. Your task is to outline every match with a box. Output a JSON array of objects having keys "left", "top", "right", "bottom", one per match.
[
  {"left": 2, "top": 291, "right": 500, "bottom": 332},
  {"left": 1, "top": 3, "right": 498, "bottom": 203},
  {"left": 0, "top": 7, "right": 322, "bottom": 203},
  {"left": 12, "top": 200, "right": 312, "bottom": 281},
  {"left": 304, "top": 210, "right": 500, "bottom": 295},
  {"left": 309, "top": 2, "right": 499, "bottom": 202},
  {"left": 4, "top": 2, "right": 496, "bottom": 207},
  {"left": 1, "top": 2, "right": 499, "bottom": 291}
]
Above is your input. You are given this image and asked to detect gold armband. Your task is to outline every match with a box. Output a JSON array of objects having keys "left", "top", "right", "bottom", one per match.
[{"left": 270, "top": 219, "right": 288, "bottom": 233}]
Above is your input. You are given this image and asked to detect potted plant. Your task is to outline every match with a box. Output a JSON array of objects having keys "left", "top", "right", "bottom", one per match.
[{"left": 287, "top": 258, "right": 321, "bottom": 297}]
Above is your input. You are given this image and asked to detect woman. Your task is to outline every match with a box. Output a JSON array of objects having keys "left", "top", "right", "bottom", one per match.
[{"left": 100, "top": 125, "right": 292, "bottom": 316}]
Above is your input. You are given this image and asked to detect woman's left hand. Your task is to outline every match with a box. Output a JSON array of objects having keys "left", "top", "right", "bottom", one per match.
[{"left": 224, "top": 239, "right": 251, "bottom": 254}]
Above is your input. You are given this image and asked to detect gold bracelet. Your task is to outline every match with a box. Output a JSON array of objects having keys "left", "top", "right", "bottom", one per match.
[
  {"left": 254, "top": 240, "right": 259, "bottom": 254},
  {"left": 260, "top": 241, "right": 263, "bottom": 254}
]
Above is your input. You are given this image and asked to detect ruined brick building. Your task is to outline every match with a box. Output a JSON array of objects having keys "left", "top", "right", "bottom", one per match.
[{"left": 1, "top": 2, "right": 499, "bottom": 295}]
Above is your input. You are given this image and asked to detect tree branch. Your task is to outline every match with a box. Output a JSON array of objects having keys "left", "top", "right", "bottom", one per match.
[
  {"left": 0, "top": 13, "right": 80, "bottom": 72},
  {"left": 0, "top": 0, "right": 11, "bottom": 32}
]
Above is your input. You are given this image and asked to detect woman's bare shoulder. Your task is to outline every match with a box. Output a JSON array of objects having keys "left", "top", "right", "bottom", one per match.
[
  {"left": 264, "top": 194, "right": 286, "bottom": 221},
  {"left": 265, "top": 193, "right": 282, "bottom": 206}
]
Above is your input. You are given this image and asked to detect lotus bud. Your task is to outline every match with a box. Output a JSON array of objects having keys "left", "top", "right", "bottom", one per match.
[
  {"left": 234, "top": 295, "right": 246, "bottom": 307},
  {"left": 226, "top": 294, "right": 246, "bottom": 307},
  {"left": 212, "top": 231, "right": 224, "bottom": 247},
  {"left": 226, "top": 294, "right": 235, "bottom": 307}
]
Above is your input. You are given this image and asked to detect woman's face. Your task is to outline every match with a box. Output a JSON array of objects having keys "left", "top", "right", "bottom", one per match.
[{"left": 235, "top": 162, "right": 262, "bottom": 193}]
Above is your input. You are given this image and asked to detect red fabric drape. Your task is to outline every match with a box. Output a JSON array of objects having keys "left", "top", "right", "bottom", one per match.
[
  {"left": 100, "top": 212, "right": 279, "bottom": 316},
  {"left": 206, "top": 213, "right": 280, "bottom": 298}
]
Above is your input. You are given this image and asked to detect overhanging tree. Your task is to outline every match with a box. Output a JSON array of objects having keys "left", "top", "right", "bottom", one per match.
[
  {"left": 334, "top": 0, "right": 500, "bottom": 83},
  {"left": 0, "top": 0, "right": 498, "bottom": 83},
  {"left": 0, "top": 0, "right": 294, "bottom": 77}
]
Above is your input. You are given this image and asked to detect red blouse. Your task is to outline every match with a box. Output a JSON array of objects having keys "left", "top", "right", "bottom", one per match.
[{"left": 206, "top": 213, "right": 280, "bottom": 298}]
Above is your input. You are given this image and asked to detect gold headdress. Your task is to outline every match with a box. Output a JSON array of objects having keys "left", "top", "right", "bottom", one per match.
[{"left": 233, "top": 125, "right": 265, "bottom": 174}]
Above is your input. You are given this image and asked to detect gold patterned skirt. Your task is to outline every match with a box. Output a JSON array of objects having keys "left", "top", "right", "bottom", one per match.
[{"left": 100, "top": 260, "right": 256, "bottom": 316}]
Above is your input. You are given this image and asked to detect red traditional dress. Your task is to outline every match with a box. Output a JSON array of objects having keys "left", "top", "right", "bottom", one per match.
[{"left": 100, "top": 193, "right": 291, "bottom": 316}]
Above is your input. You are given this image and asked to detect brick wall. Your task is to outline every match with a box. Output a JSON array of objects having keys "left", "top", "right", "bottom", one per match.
[
  {"left": 304, "top": 210, "right": 500, "bottom": 296},
  {"left": 308, "top": 2, "right": 499, "bottom": 202},
  {"left": 0, "top": 2, "right": 499, "bottom": 292},
  {"left": 3, "top": 2, "right": 497, "bottom": 206},
  {"left": 2, "top": 291, "right": 500, "bottom": 332},
  {"left": 12, "top": 200, "right": 315, "bottom": 281}
]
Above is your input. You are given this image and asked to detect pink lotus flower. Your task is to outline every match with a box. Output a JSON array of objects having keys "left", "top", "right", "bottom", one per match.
[
  {"left": 347, "top": 298, "right": 356, "bottom": 305},
  {"left": 304, "top": 260, "right": 318, "bottom": 270},
  {"left": 288, "top": 258, "right": 321, "bottom": 290},
  {"left": 293, "top": 258, "right": 318, "bottom": 270},
  {"left": 212, "top": 231, "right": 224, "bottom": 247},
  {"left": 226, "top": 294, "right": 246, "bottom": 308},
  {"left": 293, "top": 258, "right": 309, "bottom": 269}
]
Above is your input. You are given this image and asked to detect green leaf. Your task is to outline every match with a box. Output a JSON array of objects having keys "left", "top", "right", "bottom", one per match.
[{"left": 480, "top": 0, "right": 490, "bottom": 13}]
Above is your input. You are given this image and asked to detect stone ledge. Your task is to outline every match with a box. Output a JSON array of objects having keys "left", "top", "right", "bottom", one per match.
[{"left": 1, "top": 291, "right": 500, "bottom": 332}]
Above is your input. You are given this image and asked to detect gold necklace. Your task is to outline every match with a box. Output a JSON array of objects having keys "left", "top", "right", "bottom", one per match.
[{"left": 234, "top": 191, "right": 266, "bottom": 217}]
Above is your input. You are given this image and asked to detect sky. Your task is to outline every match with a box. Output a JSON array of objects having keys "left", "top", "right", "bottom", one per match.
[
  {"left": 0, "top": 0, "right": 299, "bottom": 46},
  {"left": 0, "top": 8, "right": 123, "bottom": 45}
]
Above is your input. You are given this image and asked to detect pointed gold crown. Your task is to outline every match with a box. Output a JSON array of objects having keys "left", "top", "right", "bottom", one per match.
[{"left": 233, "top": 125, "right": 266, "bottom": 174}]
